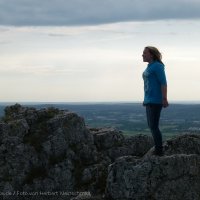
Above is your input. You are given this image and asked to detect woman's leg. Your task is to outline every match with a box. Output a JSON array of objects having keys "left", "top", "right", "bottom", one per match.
[{"left": 146, "top": 104, "right": 163, "bottom": 154}]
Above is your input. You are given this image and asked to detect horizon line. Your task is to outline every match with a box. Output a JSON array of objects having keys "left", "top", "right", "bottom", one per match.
[{"left": 0, "top": 100, "right": 200, "bottom": 105}]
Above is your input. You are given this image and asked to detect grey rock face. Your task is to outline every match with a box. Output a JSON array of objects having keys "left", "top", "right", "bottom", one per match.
[
  {"left": 91, "top": 128, "right": 154, "bottom": 161},
  {"left": 6, "top": 104, "right": 200, "bottom": 200},
  {"left": 0, "top": 104, "right": 153, "bottom": 200},
  {"left": 106, "top": 134, "right": 200, "bottom": 200},
  {"left": 164, "top": 133, "right": 200, "bottom": 155},
  {"left": 0, "top": 104, "right": 96, "bottom": 199},
  {"left": 91, "top": 128, "right": 125, "bottom": 150}
]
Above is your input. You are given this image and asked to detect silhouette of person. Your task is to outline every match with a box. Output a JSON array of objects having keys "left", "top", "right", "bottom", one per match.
[{"left": 142, "top": 46, "right": 169, "bottom": 156}]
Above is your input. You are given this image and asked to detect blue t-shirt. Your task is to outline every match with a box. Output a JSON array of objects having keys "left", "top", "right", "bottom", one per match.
[{"left": 142, "top": 61, "right": 167, "bottom": 104}]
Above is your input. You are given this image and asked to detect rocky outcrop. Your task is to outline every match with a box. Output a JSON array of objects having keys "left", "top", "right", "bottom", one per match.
[
  {"left": 0, "top": 104, "right": 153, "bottom": 200},
  {"left": 106, "top": 134, "right": 200, "bottom": 200},
  {"left": 1, "top": 104, "right": 200, "bottom": 200},
  {"left": 0, "top": 104, "right": 96, "bottom": 199}
]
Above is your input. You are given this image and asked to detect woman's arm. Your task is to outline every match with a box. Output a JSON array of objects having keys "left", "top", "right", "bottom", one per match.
[{"left": 161, "top": 85, "right": 169, "bottom": 108}]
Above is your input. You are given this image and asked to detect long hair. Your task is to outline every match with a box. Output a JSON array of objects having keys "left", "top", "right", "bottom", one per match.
[{"left": 145, "top": 46, "right": 164, "bottom": 65}]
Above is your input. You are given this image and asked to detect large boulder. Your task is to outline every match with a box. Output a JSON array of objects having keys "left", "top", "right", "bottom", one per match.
[
  {"left": 106, "top": 134, "right": 200, "bottom": 200},
  {"left": 91, "top": 128, "right": 154, "bottom": 161},
  {"left": 84, "top": 128, "right": 154, "bottom": 195},
  {"left": 0, "top": 104, "right": 98, "bottom": 199}
]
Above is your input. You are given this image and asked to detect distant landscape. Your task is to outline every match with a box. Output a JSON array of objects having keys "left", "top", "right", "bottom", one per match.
[{"left": 1, "top": 102, "right": 200, "bottom": 140}]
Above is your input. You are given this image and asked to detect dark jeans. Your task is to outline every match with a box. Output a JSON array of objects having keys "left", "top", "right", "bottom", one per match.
[{"left": 145, "top": 104, "right": 163, "bottom": 153}]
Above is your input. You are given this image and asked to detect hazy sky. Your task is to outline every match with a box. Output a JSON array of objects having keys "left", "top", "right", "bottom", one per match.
[{"left": 0, "top": 0, "right": 200, "bottom": 102}]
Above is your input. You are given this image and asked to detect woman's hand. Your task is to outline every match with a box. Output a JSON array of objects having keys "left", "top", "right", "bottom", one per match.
[
  {"left": 161, "top": 85, "right": 168, "bottom": 108},
  {"left": 162, "top": 98, "right": 169, "bottom": 108}
]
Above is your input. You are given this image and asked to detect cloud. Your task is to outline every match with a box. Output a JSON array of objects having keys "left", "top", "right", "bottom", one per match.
[{"left": 0, "top": 0, "right": 200, "bottom": 26}]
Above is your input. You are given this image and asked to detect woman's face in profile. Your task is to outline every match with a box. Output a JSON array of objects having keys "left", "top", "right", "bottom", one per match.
[{"left": 142, "top": 48, "right": 153, "bottom": 63}]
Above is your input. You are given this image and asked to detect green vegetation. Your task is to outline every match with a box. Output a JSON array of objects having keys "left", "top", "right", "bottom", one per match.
[
  {"left": 1, "top": 103, "right": 200, "bottom": 140},
  {"left": 2, "top": 103, "right": 25, "bottom": 122}
]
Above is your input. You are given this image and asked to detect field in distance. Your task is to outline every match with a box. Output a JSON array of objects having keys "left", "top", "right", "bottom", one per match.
[{"left": 1, "top": 103, "right": 200, "bottom": 140}]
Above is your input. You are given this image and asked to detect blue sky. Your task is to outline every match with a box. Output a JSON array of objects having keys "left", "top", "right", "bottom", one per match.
[{"left": 0, "top": 0, "right": 200, "bottom": 102}]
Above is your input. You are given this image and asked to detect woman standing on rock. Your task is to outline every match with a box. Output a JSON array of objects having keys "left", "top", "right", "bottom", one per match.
[{"left": 142, "top": 46, "right": 168, "bottom": 156}]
